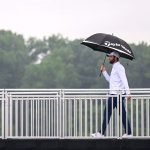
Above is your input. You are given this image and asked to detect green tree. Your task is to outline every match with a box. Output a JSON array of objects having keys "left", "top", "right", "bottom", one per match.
[
  {"left": 0, "top": 30, "right": 29, "bottom": 88},
  {"left": 22, "top": 36, "right": 81, "bottom": 88},
  {"left": 21, "top": 34, "right": 150, "bottom": 89}
]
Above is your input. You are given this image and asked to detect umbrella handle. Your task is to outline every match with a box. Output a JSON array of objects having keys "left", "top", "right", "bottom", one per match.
[
  {"left": 99, "top": 54, "right": 107, "bottom": 77},
  {"left": 99, "top": 71, "right": 103, "bottom": 77}
]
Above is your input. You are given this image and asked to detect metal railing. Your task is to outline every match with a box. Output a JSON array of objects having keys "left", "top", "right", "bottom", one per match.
[
  {"left": 0, "top": 89, "right": 150, "bottom": 139},
  {"left": 0, "top": 89, "right": 4, "bottom": 139},
  {"left": 5, "top": 89, "right": 61, "bottom": 139}
]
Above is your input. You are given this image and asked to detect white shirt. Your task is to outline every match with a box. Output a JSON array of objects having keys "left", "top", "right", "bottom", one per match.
[{"left": 102, "top": 62, "right": 130, "bottom": 95}]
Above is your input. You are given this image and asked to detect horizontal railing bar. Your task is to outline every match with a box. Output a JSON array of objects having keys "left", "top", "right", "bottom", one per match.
[
  {"left": 10, "top": 95, "right": 145, "bottom": 97},
  {"left": 9, "top": 98, "right": 59, "bottom": 101},
  {"left": 7, "top": 95, "right": 59, "bottom": 98},
  {"left": 6, "top": 92, "right": 60, "bottom": 94},
  {"left": 125, "top": 95, "right": 150, "bottom": 97},
  {"left": 63, "top": 91, "right": 117, "bottom": 94},
  {"left": 5, "top": 89, "right": 62, "bottom": 91},
  {"left": 6, "top": 136, "right": 150, "bottom": 139},
  {"left": 6, "top": 137, "right": 60, "bottom": 139},
  {"left": 63, "top": 88, "right": 150, "bottom": 91},
  {"left": 63, "top": 95, "right": 110, "bottom": 97},
  {"left": 61, "top": 137, "right": 118, "bottom": 139}
]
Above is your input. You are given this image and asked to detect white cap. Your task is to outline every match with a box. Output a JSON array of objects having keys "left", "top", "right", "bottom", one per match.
[{"left": 107, "top": 51, "right": 120, "bottom": 58}]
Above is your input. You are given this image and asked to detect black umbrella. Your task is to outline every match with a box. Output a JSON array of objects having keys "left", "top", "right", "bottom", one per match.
[
  {"left": 81, "top": 33, "right": 134, "bottom": 60},
  {"left": 81, "top": 33, "right": 135, "bottom": 76}
]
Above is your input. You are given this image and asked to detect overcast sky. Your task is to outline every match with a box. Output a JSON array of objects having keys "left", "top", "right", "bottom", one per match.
[{"left": 0, "top": 0, "right": 150, "bottom": 44}]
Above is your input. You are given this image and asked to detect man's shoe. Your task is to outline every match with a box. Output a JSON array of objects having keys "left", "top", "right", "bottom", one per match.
[
  {"left": 91, "top": 132, "right": 104, "bottom": 138},
  {"left": 122, "top": 134, "right": 133, "bottom": 138}
]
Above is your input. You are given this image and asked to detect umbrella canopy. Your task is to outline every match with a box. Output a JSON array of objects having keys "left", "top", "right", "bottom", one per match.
[{"left": 81, "top": 33, "right": 135, "bottom": 60}]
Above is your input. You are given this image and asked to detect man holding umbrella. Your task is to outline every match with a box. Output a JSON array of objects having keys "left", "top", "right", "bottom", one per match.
[
  {"left": 92, "top": 51, "right": 132, "bottom": 137},
  {"left": 81, "top": 33, "right": 134, "bottom": 137}
]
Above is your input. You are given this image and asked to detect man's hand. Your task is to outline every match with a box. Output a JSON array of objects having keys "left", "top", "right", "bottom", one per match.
[
  {"left": 100, "top": 65, "right": 106, "bottom": 72},
  {"left": 127, "top": 95, "right": 131, "bottom": 100},
  {"left": 100, "top": 64, "right": 106, "bottom": 72}
]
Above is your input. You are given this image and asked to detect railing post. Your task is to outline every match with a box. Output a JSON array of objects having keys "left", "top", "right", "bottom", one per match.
[
  {"left": 141, "top": 97, "right": 144, "bottom": 136},
  {"left": 4, "top": 90, "right": 8, "bottom": 139},
  {"left": 120, "top": 92, "right": 123, "bottom": 137},
  {"left": 131, "top": 95, "right": 133, "bottom": 136},
  {"left": 85, "top": 97, "right": 87, "bottom": 137},
  {"left": 61, "top": 89, "right": 64, "bottom": 138},
  {"left": 116, "top": 92, "right": 120, "bottom": 138},
  {"left": 56, "top": 92, "right": 59, "bottom": 137},
  {"left": 2, "top": 89, "right": 5, "bottom": 139},
  {"left": 146, "top": 98, "right": 149, "bottom": 136}
]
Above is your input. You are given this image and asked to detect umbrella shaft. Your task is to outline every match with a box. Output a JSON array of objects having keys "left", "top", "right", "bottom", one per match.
[{"left": 99, "top": 54, "right": 107, "bottom": 77}]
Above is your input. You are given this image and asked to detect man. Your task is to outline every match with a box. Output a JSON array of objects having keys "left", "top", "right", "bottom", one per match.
[{"left": 91, "top": 51, "right": 132, "bottom": 137}]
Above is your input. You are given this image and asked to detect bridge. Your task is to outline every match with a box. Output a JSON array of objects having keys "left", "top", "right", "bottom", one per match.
[{"left": 0, "top": 89, "right": 150, "bottom": 149}]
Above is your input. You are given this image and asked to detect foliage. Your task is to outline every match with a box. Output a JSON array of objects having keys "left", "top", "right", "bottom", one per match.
[{"left": 0, "top": 30, "right": 150, "bottom": 88}]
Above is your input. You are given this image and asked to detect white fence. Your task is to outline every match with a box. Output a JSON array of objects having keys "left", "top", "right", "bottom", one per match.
[{"left": 0, "top": 89, "right": 150, "bottom": 139}]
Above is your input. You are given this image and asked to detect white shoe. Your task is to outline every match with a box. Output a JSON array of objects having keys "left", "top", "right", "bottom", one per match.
[
  {"left": 122, "top": 134, "right": 133, "bottom": 138},
  {"left": 91, "top": 132, "right": 104, "bottom": 138}
]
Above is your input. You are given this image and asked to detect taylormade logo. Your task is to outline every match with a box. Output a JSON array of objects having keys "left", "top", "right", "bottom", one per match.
[
  {"left": 104, "top": 41, "right": 131, "bottom": 54},
  {"left": 104, "top": 41, "right": 123, "bottom": 47}
]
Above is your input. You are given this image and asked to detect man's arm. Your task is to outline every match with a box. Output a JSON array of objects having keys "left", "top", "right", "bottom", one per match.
[
  {"left": 117, "top": 65, "right": 131, "bottom": 97},
  {"left": 100, "top": 65, "right": 110, "bottom": 82}
]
